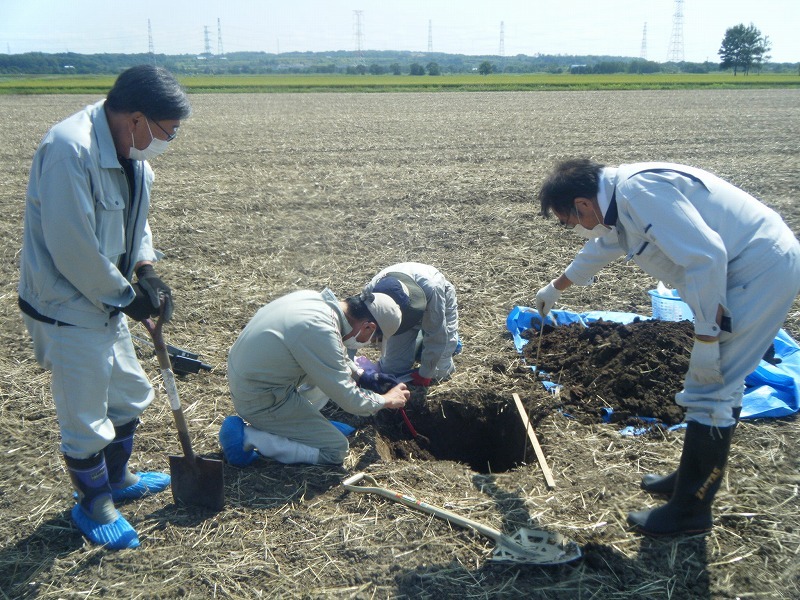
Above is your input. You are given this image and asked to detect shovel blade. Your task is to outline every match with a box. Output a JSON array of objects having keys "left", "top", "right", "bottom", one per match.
[
  {"left": 168, "top": 454, "right": 225, "bottom": 512},
  {"left": 491, "top": 527, "right": 582, "bottom": 565}
]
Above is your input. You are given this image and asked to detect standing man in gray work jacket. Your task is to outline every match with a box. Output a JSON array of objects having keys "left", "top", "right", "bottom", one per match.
[
  {"left": 362, "top": 262, "right": 460, "bottom": 387},
  {"left": 18, "top": 65, "right": 191, "bottom": 549},
  {"left": 220, "top": 288, "right": 410, "bottom": 467},
  {"left": 534, "top": 158, "right": 800, "bottom": 537}
]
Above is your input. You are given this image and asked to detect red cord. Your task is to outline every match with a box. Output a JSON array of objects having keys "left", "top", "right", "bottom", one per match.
[{"left": 400, "top": 408, "right": 419, "bottom": 438}]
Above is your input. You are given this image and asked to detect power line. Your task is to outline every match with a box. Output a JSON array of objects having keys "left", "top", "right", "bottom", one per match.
[
  {"left": 217, "top": 18, "right": 224, "bottom": 56},
  {"left": 499, "top": 21, "right": 505, "bottom": 57}
]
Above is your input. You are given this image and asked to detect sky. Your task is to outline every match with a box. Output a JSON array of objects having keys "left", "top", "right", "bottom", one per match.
[{"left": 1, "top": 0, "right": 798, "bottom": 63}]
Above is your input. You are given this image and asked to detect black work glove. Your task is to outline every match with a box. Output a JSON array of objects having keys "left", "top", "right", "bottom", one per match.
[
  {"left": 121, "top": 283, "right": 158, "bottom": 322},
  {"left": 357, "top": 372, "right": 401, "bottom": 394},
  {"left": 135, "top": 264, "right": 174, "bottom": 322}
]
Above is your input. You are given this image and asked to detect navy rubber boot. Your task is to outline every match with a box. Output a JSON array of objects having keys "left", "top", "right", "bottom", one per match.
[
  {"left": 64, "top": 453, "right": 139, "bottom": 549},
  {"left": 104, "top": 419, "right": 170, "bottom": 502}
]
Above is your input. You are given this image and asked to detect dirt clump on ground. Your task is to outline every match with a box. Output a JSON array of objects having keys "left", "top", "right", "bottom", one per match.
[{"left": 522, "top": 319, "right": 694, "bottom": 427}]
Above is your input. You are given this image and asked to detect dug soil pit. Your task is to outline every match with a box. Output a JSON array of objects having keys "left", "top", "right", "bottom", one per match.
[
  {"left": 360, "top": 319, "right": 696, "bottom": 472},
  {"left": 522, "top": 318, "right": 694, "bottom": 426},
  {"left": 370, "top": 391, "right": 529, "bottom": 473}
]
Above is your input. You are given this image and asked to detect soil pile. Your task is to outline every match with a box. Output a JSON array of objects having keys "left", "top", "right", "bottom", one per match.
[{"left": 522, "top": 319, "right": 694, "bottom": 426}]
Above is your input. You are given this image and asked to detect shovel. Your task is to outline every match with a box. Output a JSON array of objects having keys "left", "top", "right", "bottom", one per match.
[
  {"left": 342, "top": 472, "right": 581, "bottom": 565},
  {"left": 143, "top": 312, "right": 224, "bottom": 512}
]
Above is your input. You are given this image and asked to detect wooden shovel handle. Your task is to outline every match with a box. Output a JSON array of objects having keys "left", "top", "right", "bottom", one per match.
[{"left": 143, "top": 315, "right": 196, "bottom": 461}]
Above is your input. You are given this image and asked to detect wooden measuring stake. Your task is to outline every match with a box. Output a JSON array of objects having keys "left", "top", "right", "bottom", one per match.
[{"left": 513, "top": 393, "right": 556, "bottom": 489}]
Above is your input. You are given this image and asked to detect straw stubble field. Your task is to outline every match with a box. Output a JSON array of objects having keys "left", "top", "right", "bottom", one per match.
[{"left": 1, "top": 89, "right": 799, "bottom": 599}]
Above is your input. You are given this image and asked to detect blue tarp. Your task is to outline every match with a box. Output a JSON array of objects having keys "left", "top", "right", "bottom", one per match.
[{"left": 506, "top": 306, "right": 800, "bottom": 421}]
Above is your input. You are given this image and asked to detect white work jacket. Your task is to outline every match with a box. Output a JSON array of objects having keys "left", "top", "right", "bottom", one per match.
[
  {"left": 564, "top": 162, "right": 798, "bottom": 337},
  {"left": 18, "top": 100, "right": 157, "bottom": 328}
]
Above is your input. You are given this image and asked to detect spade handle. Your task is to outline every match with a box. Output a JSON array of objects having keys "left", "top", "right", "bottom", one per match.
[{"left": 143, "top": 315, "right": 196, "bottom": 461}]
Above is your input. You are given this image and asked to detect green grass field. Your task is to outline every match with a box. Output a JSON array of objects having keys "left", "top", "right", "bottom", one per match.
[{"left": 1, "top": 72, "right": 798, "bottom": 94}]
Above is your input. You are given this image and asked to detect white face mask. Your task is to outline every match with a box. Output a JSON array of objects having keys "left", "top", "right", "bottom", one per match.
[
  {"left": 570, "top": 202, "right": 616, "bottom": 240},
  {"left": 129, "top": 119, "right": 170, "bottom": 161},
  {"left": 573, "top": 223, "right": 614, "bottom": 239},
  {"left": 343, "top": 327, "right": 375, "bottom": 350}
]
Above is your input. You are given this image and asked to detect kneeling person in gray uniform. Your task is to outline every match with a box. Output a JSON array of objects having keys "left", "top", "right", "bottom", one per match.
[
  {"left": 363, "top": 262, "right": 460, "bottom": 387},
  {"left": 220, "top": 288, "right": 410, "bottom": 466}
]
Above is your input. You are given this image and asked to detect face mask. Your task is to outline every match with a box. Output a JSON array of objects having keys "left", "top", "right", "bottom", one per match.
[
  {"left": 572, "top": 224, "right": 613, "bottom": 239},
  {"left": 129, "top": 119, "right": 170, "bottom": 161},
  {"left": 570, "top": 202, "right": 616, "bottom": 240},
  {"left": 343, "top": 327, "right": 375, "bottom": 350}
]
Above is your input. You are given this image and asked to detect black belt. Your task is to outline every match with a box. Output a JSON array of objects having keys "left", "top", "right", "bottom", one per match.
[
  {"left": 18, "top": 297, "right": 121, "bottom": 325},
  {"left": 18, "top": 297, "right": 74, "bottom": 327}
]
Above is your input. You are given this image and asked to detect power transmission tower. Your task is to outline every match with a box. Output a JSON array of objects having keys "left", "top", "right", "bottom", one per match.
[
  {"left": 147, "top": 19, "right": 156, "bottom": 65},
  {"left": 203, "top": 25, "right": 212, "bottom": 56},
  {"left": 428, "top": 20, "right": 433, "bottom": 52},
  {"left": 353, "top": 10, "right": 364, "bottom": 64},
  {"left": 217, "top": 18, "right": 224, "bottom": 56},
  {"left": 667, "top": 0, "right": 684, "bottom": 62},
  {"left": 499, "top": 21, "right": 505, "bottom": 57},
  {"left": 640, "top": 22, "right": 647, "bottom": 60}
]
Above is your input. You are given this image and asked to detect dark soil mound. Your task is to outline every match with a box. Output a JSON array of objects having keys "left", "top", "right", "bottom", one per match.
[{"left": 522, "top": 319, "right": 694, "bottom": 426}]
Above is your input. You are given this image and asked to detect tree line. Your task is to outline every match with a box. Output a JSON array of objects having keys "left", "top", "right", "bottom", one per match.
[{"left": 0, "top": 23, "right": 788, "bottom": 77}]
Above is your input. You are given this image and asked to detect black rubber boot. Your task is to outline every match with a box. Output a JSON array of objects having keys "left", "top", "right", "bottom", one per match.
[
  {"left": 628, "top": 421, "right": 734, "bottom": 536},
  {"left": 641, "top": 407, "right": 741, "bottom": 495},
  {"left": 104, "top": 419, "right": 139, "bottom": 489}
]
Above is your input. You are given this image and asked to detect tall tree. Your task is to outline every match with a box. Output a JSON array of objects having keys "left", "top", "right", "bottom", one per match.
[
  {"left": 477, "top": 61, "right": 494, "bottom": 75},
  {"left": 718, "top": 23, "right": 771, "bottom": 76}
]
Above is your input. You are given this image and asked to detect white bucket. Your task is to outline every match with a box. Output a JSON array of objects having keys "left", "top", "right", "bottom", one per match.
[{"left": 648, "top": 285, "right": 693, "bottom": 322}]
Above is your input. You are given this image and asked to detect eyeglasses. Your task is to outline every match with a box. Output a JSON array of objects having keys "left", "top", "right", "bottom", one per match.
[
  {"left": 149, "top": 118, "right": 178, "bottom": 142},
  {"left": 559, "top": 206, "right": 578, "bottom": 229}
]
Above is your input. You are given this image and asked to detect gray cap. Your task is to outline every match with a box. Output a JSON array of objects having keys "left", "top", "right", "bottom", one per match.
[{"left": 365, "top": 292, "right": 402, "bottom": 339}]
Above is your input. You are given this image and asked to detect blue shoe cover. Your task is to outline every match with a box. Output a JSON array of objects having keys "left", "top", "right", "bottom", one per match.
[
  {"left": 219, "top": 416, "right": 257, "bottom": 466},
  {"left": 111, "top": 472, "right": 171, "bottom": 501},
  {"left": 71, "top": 504, "right": 140, "bottom": 549},
  {"left": 329, "top": 420, "right": 356, "bottom": 436}
]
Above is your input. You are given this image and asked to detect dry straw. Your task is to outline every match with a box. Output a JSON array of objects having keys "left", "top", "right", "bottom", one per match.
[{"left": 1, "top": 91, "right": 799, "bottom": 599}]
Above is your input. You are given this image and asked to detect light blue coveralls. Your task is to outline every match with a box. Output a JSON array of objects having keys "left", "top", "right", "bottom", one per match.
[{"left": 18, "top": 100, "right": 157, "bottom": 458}]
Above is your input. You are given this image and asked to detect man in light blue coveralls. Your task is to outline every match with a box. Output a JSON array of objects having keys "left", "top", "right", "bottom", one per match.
[
  {"left": 534, "top": 158, "right": 800, "bottom": 536},
  {"left": 18, "top": 65, "right": 191, "bottom": 549}
]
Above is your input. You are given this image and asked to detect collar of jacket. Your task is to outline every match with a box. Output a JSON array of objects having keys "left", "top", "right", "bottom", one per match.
[
  {"left": 320, "top": 287, "right": 350, "bottom": 335},
  {"left": 92, "top": 100, "right": 129, "bottom": 171},
  {"left": 600, "top": 167, "right": 619, "bottom": 227}
]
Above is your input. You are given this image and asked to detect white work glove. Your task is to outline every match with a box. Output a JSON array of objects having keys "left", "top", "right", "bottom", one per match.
[
  {"left": 689, "top": 338, "right": 723, "bottom": 385},
  {"left": 535, "top": 280, "right": 562, "bottom": 317}
]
